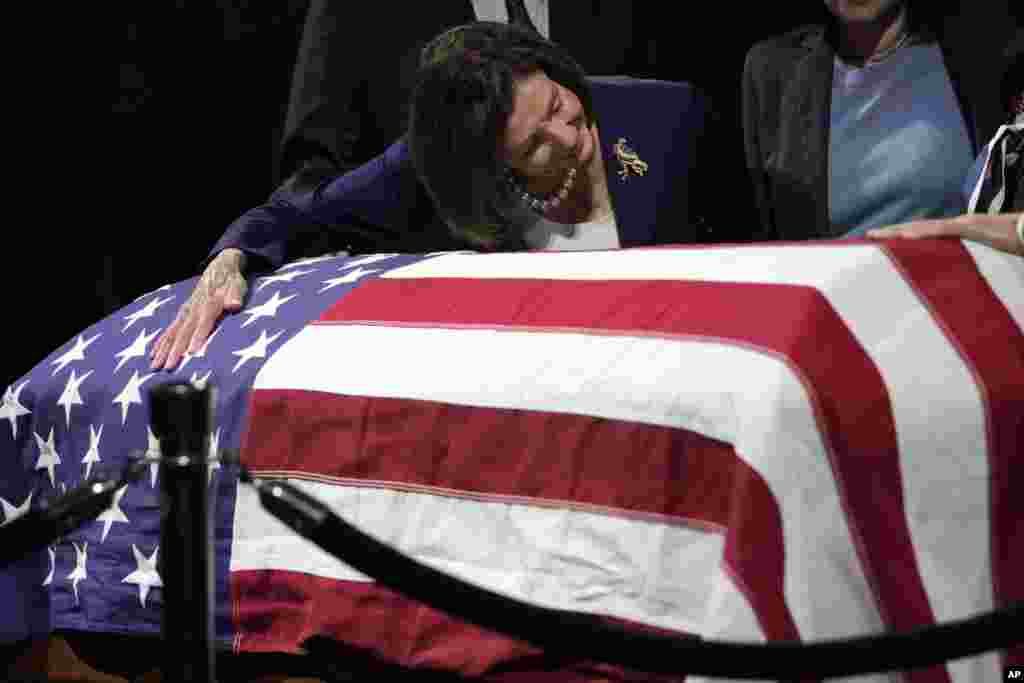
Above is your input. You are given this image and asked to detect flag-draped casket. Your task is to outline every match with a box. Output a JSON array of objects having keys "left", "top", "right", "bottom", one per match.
[{"left": 1, "top": 240, "right": 1022, "bottom": 682}]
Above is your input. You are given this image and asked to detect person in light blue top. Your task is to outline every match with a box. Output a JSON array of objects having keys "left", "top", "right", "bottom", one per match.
[
  {"left": 831, "top": 39, "right": 974, "bottom": 237},
  {"left": 742, "top": 0, "right": 1015, "bottom": 241},
  {"left": 869, "top": 28, "right": 1023, "bottom": 257}
]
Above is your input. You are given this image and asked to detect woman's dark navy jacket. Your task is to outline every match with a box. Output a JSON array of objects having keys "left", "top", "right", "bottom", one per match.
[{"left": 208, "top": 76, "right": 717, "bottom": 269}]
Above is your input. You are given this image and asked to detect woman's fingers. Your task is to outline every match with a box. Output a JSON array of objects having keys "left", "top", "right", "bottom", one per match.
[
  {"left": 150, "top": 302, "right": 193, "bottom": 369},
  {"left": 150, "top": 317, "right": 178, "bottom": 369},
  {"left": 866, "top": 220, "right": 953, "bottom": 240},
  {"left": 161, "top": 302, "right": 204, "bottom": 371}
]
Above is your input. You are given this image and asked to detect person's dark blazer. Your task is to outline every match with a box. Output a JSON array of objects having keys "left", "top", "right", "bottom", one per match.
[
  {"left": 278, "top": 1, "right": 658, "bottom": 187},
  {"left": 742, "top": 3, "right": 1019, "bottom": 241},
  {"left": 210, "top": 77, "right": 714, "bottom": 270}
]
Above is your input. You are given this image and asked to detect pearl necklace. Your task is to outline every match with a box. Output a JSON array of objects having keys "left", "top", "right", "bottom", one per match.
[{"left": 507, "top": 167, "right": 578, "bottom": 213}]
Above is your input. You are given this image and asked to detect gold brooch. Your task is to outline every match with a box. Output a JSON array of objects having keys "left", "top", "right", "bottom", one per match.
[{"left": 614, "top": 137, "right": 648, "bottom": 181}]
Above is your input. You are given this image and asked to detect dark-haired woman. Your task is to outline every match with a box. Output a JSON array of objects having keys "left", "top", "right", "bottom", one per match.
[
  {"left": 742, "top": 0, "right": 1018, "bottom": 241},
  {"left": 151, "top": 21, "right": 717, "bottom": 370}
]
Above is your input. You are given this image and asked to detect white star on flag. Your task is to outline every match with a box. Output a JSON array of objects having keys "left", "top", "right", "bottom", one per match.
[
  {"left": 43, "top": 546, "right": 55, "bottom": 586},
  {"left": 318, "top": 266, "right": 380, "bottom": 293},
  {"left": 50, "top": 333, "right": 102, "bottom": 376},
  {"left": 113, "top": 371, "right": 156, "bottom": 425},
  {"left": 277, "top": 254, "right": 335, "bottom": 271},
  {"left": 122, "top": 295, "right": 175, "bottom": 333},
  {"left": 133, "top": 284, "right": 172, "bottom": 303},
  {"left": 33, "top": 428, "right": 62, "bottom": 487},
  {"left": 68, "top": 541, "right": 89, "bottom": 605},
  {"left": 56, "top": 369, "right": 94, "bottom": 428},
  {"left": 96, "top": 485, "right": 130, "bottom": 542},
  {"left": 176, "top": 325, "right": 221, "bottom": 374},
  {"left": 342, "top": 254, "right": 397, "bottom": 268},
  {"left": 231, "top": 329, "right": 285, "bottom": 373},
  {"left": 122, "top": 544, "right": 162, "bottom": 608},
  {"left": 254, "top": 268, "right": 315, "bottom": 293},
  {"left": 1, "top": 380, "right": 31, "bottom": 439},
  {"left": 207, "top": 427, "right": 222, "bottom": 485},
  {"left": 0, "top": 491, "right": 33, "bottom": 526},
  {"left": 82, "top": 424, "right": 104, "bottom": 480},
  {"left": 114, "top": 327, "right": 162, "bottom": 373},
  {"left": 240, "top": 291, "right": 298, "bottom": 329},
  {"left": 145, "top": 427, "right": 161, "bottom": 488},
  {"left": 190, "top": 370, "right": 213, "bottom": 391}
]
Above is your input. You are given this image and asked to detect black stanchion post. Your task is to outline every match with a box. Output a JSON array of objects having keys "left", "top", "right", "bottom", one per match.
[{"left": 150, "top": 381, "right": 217, "bottom": 683}]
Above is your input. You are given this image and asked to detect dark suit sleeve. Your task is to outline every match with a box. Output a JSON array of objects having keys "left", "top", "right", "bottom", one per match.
[
  {"left": 208, "top": 140, "right": 418, "bottom": 271},
  {"left": 278, "top": 0, "right": 366, "bottom": 183},
  {"left": 741, "top": 46, "right": 777, "bottom": 241}
]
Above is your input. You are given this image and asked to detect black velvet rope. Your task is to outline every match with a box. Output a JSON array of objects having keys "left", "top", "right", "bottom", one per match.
[{"left": 246, "top": 470, "right": 1022, "bottom": 680}]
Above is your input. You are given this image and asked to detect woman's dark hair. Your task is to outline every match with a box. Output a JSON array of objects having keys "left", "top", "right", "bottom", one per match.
[{"left": 408, "top": 22, "right": 594, "bottom": 249}]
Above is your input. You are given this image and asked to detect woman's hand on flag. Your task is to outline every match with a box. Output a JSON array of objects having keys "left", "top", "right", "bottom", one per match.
[{"left": 150, "top": 248, "right": 249, "bottom": 370}]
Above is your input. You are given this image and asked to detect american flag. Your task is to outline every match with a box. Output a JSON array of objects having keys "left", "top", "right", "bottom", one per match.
[
  {"left": 0, "top": 252, "right": 435, "bottom": 646},
  {"left": 1, "top": 241, "right": 1022, "bottom": 682}
]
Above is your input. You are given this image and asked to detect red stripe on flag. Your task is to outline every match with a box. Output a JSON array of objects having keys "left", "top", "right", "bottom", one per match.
[
  {"left": 882, "top": 240, "right": 1024, "bottom": 668},
  {"left": 238, "top": 276, "right": 943, "bottom": 678},
  {"left": 241, "top": 395, "right": 794, "bottom": 647},
  {"left": 233, "top": 569, "right": 692, "bottom": 681},
  {"left": 321, "top": 277, "right": 940, "bottom": 637}
]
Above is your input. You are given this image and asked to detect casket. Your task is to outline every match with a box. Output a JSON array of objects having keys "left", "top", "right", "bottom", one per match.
[{"left": 2, "top": 240, "right": 1022, "bottom": 682}]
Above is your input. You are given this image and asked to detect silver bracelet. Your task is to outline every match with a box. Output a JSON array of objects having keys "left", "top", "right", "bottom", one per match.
[{"left": 1017, "top": 213, "right": 1024, "bottom": 247}]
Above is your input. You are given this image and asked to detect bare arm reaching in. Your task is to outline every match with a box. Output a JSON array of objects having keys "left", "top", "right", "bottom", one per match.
[{"left": 867, "top": 213, "right": 1024, "bottom": 257}]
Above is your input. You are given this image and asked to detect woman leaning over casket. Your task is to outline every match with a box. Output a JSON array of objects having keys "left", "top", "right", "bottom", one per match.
[{"left": 151, "top": 21, "right": 716, "bottom": 370}]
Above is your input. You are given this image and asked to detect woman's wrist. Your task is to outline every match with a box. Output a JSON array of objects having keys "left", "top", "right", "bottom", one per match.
[
  {"left": 217, "top": 248, "right": 247, "bottom": 271},
  {"left": 1016, "top": 213, "right": 1024, "bottom": 248}
]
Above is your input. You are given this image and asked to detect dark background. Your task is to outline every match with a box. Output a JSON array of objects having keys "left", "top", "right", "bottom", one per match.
[{"left": 9, "top": 1, "right": 1017, "bottom": 389}]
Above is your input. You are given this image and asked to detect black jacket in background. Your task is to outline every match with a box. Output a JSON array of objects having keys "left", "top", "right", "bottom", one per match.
[{"left": 742, "top": 3, "right": 1019, "bottom": 241}]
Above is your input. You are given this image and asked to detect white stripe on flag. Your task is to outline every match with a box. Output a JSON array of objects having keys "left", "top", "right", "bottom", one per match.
[
  {"left": 388, "top": 244, "right": 999, "bottom": 643},
  {"left": 231, "top": 476, "right": 726, "bottom": 636},
  {"left": 252, "top": 327, "right": 883, "bottom": 642},
  {"left": 684, "top": 564, "right": 776, "bottom": 683},
  {"left": 964, "top": 240, "right": 1024, "bottom": 333},
  {"left": 240, "top": 243, "right": 1009, "bottom": 679},
  {"left": 381, "top": 243, "right": 881, "bottom": 283}
]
